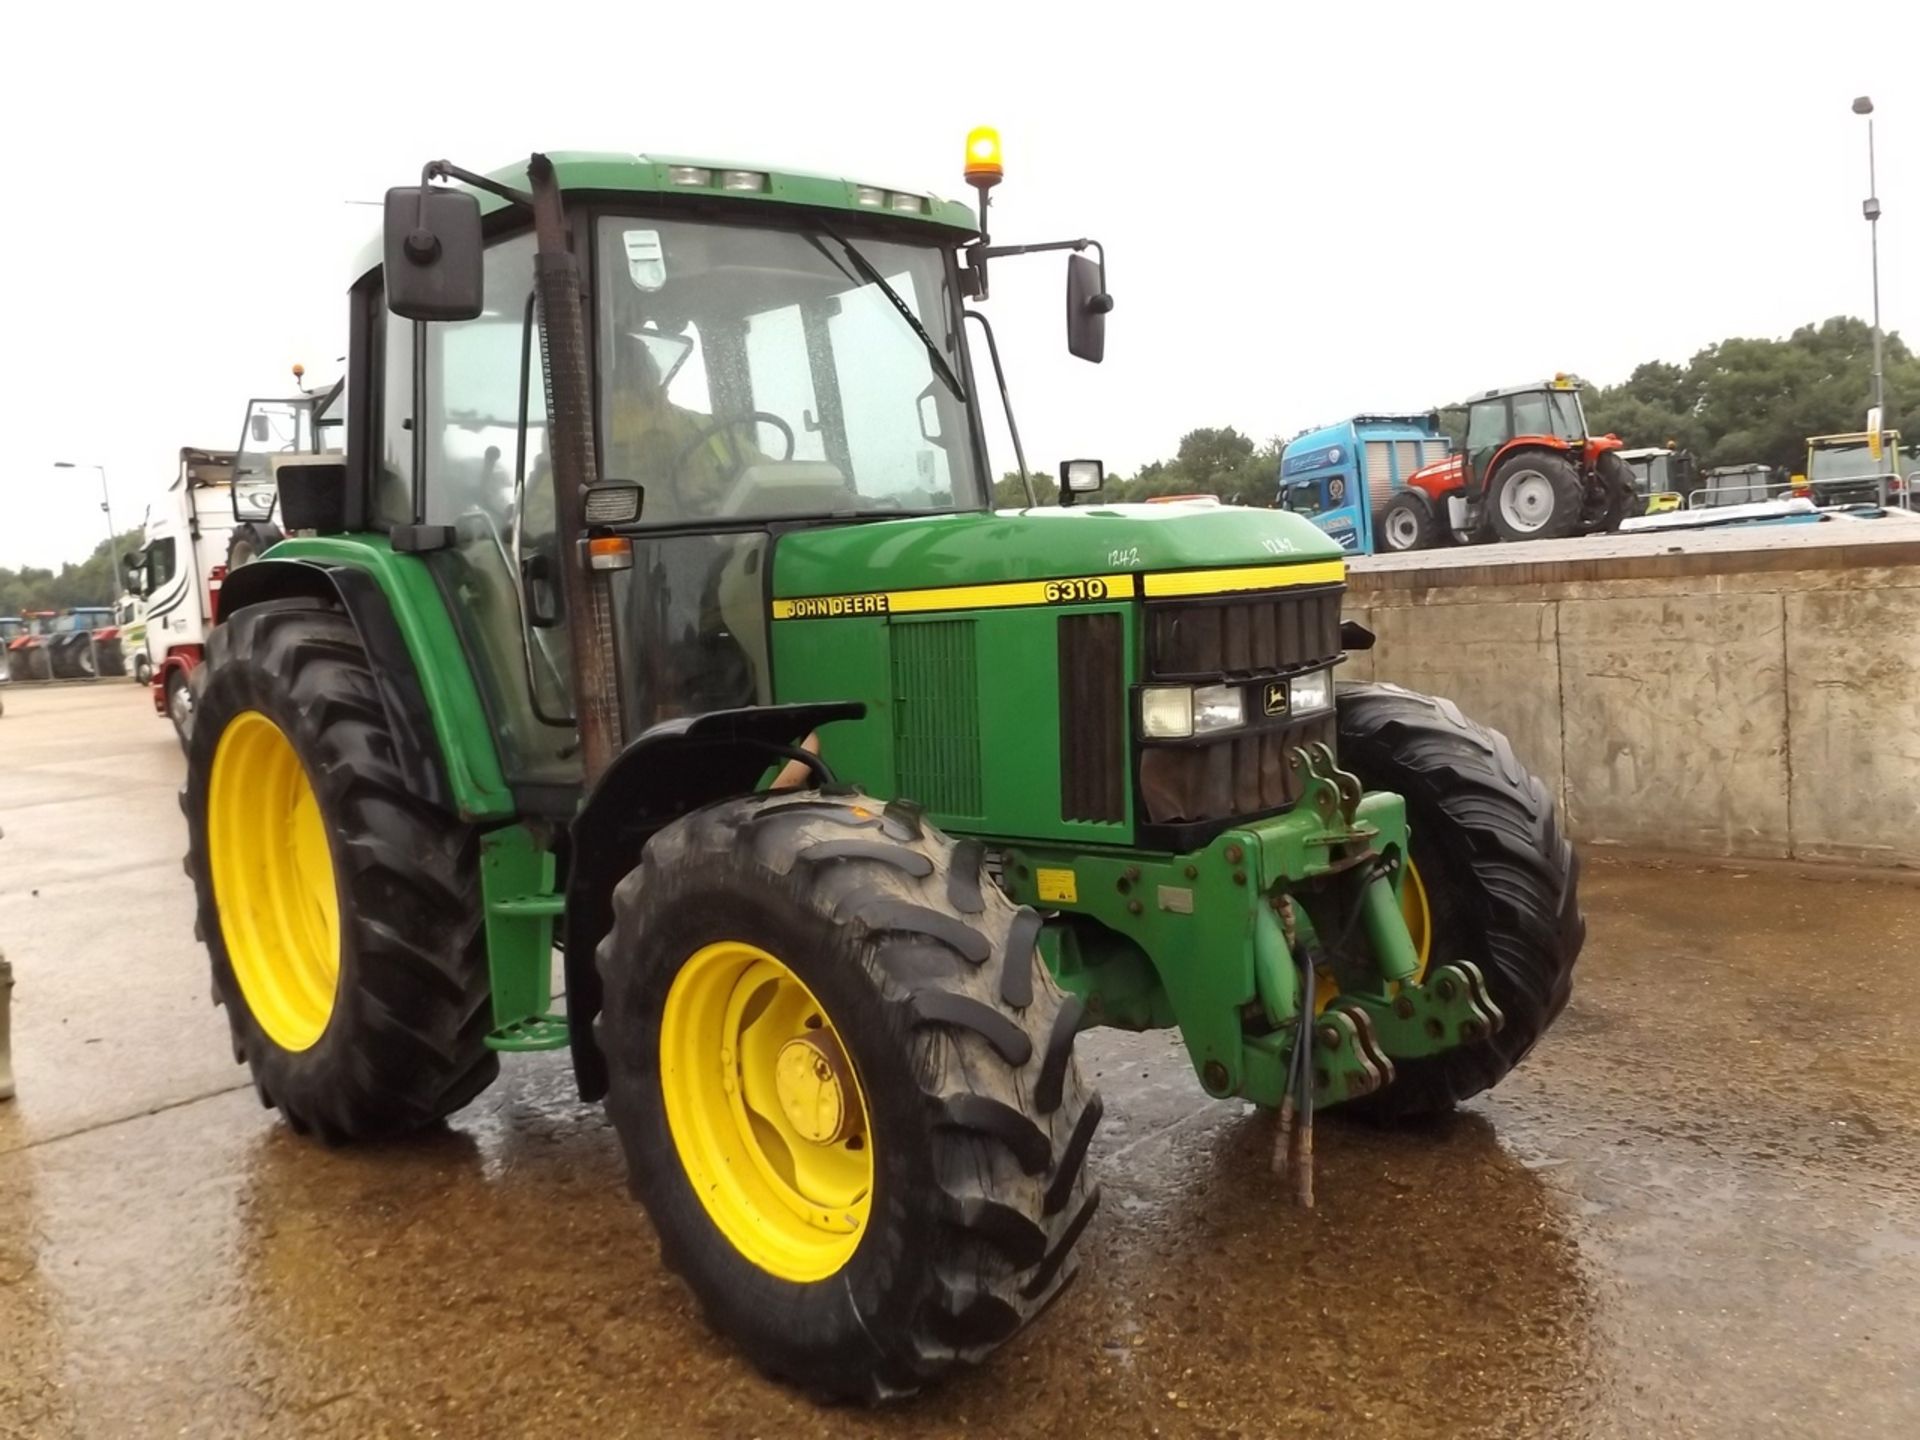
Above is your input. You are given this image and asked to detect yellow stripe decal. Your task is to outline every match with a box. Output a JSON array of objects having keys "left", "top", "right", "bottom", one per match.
[
  {"left": 771, "top": 561, "right": 1346, "bottom": 619},
  {"left": 772, "top": 573, "right": 1136, "bottom": 620},
  {"left": 1140, "top": 561, "right": 1346, "bottom": 598}
]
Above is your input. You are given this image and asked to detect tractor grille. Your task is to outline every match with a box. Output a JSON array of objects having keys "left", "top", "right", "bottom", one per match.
[
  {"left": 1138, "top": 713, "right": 1340, "bottom": 824},
  {"left": 1146, "top": 585, "right": 1343, "bottom": 680},
  {"left": 1058, "top": 612, "right": 1127, "bottom": 823},
  {"left": 1139, "top": 584, "right": 1346, "bottom": 829},
  {"left": 891, "top": 619, "right": 983, "bottom": 818}
]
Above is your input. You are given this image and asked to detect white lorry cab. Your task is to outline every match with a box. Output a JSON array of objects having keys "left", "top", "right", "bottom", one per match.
[
  {"left": 132, "top": 446, "right": 243, "bottom": 742},
  {"left": 131, "top": 380, "right": 345, "bottom": 743}
]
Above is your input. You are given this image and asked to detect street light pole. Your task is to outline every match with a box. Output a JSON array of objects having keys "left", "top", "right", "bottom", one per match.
[
  {"left": 52, "top": 461, "right": 124, "bottom": 597},
  {"left": 1852, "top": 96, "right": 1885, "bottom": 477}
]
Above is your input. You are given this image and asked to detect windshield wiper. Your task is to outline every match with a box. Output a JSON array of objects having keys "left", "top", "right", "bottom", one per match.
[{"left": 807, "top": 225, "right": 967, "bottom": 403}]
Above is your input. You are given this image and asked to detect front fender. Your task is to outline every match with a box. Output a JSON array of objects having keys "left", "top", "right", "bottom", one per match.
[
  {"left": 217, "top": 555, "right": 503, "bottom": 817},
  {"left": 562, "top": 701, "right": 865, "bottom": 1099}
]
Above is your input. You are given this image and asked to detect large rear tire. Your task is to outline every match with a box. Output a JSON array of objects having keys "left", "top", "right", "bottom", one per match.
[
  {"left": 598, "top": 790, "right": 1101, "bottom": 1402},
  {"left": 1489, "top": 451, "right": 1584, "bottom": 541},
  {"left": 184, "top": 600, "right": 497, "bottom": 1142},
  {"left": 1334, "top": 682, "right": 1583, "bottom": 1118}
]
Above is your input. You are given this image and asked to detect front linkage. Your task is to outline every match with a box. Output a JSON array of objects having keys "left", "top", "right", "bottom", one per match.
[{"left": 1001, "top": 742, "right": 1502, "bottom": 1118}]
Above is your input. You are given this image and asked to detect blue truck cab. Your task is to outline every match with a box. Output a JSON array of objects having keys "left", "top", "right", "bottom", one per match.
[{"left": 1277, "top": 414, "right": 1452, "bottom": 555}]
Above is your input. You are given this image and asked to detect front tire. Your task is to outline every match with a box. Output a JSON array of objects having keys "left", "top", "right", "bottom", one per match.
[
  {"left": 165, "top": 667, "right": 196, "bottom": 748},
  {"left": 184, "top": 600, "right": 497, "bottom": 1142},
  {"left": 226, "top": 521, "right": 284, "bottom": 571},
  {"left": 598, "top": 791, "right": 1101, "bottom": 1401},
  {"left": 1489, "top": 451, "right": 1584, "bottom": 541},
  {"left": 1380, "top": 491, "right": 1439, "bottom": 552},
  {"left": 1597, "top": 450, "right": 1638, "bottom": 527},
  {"left": 1335, "top": 682, "right": 1583, "bottom": 1118}
]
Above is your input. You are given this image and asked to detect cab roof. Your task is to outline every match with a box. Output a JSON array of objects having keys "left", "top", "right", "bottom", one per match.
[
  {"left": 1465, "top": 376, "right": 1585, "bottom": 403},
  {"left": 354, "top": 150, "right": 980, "bottom": 281}
]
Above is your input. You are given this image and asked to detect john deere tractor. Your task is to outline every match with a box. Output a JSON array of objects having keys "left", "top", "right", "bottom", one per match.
[{"left": 182, "top": 134, "right": 1581, "bottom": 1401}]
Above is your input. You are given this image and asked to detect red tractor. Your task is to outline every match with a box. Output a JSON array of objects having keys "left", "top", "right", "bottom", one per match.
[{"left": 1386, "top": 376, "right": 1633, "bottom": 547}]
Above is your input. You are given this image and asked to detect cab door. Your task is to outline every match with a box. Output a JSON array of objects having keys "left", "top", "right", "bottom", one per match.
[{"left": 1464, "top": 398, "right": 1512, "bottom": 492}]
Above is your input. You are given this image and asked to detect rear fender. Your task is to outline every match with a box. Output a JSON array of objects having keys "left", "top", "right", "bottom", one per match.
[{"left": 563, "top": 701, "right": 866, "bottom": 1100}]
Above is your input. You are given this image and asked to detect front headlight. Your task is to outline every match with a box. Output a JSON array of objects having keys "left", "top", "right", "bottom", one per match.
[
  {"left": 1141, "top": 684, "right": 1247, "bottom": 739},
  {"left": 1141, "top": 686, "right": 1195, "bottom": 739},
  {"left": 1191, "top": 684, "right": 1245, "bottom": 733},
  {"left": 1288, "top": 667, "right": 1333, "bottom": 714}
]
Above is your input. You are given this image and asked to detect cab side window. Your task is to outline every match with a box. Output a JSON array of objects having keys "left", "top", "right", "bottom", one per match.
[
  {"left": 143, "top": 538, "right": 177, "bottom": 595},
  {"left": 1466, "top": 401, "right": 1511, "bottom": 451},
  {"left": 416, "top": 232, "right": 574, "bottom": 787}
]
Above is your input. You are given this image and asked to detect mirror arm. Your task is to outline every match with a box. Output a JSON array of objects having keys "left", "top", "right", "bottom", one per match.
[
  {"left": 420, "top": 161, "right": 534, "bottom": 210},
  {"left": 406, "top": 161, "right": 534, "bottom": 263},
  {"left": 962, "top": 309, "right": 1033, "bottom": 506},
  {"left": 976, "top": 237, "right": 1112, "bottom": 307}
]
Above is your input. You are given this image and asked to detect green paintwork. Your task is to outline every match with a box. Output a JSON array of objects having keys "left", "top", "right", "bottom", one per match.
[
  {"left": 352, "top": 151, "right": 979, "bottom": 281},
  {"left": 769, "top": 504, "right": 1344, "bottom": 597},
  {"left": 478, "top": 823, "right": 568, "bottom": 1053},
  {"left": 774, "top": 602, "right": 1136, "bottom": 845},
  {"left": 1343, "top": 962, "right": 1504, "bottom": 1062},
  {"left": 265, "top": 537, "right": 515, "bottom": 820},
  {"left": 999, "top": 787, "right": 1417, "bottom": 1110}
]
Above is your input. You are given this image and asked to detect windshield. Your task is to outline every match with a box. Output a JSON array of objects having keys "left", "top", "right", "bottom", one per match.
[
  {"left": 595, "top": 215, "right": 982, "bottom": 527},
  {"left": 1547, "top": 389, "right": 1585, "bottom": 441},
  {"left": 1281, "top": 480, "right": 1323, "bottom": 515},
  {"left": 1807, "top": 442, "right": 1886, "bottom": 482}
]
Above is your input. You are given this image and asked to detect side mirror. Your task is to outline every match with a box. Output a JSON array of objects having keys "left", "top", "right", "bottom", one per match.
[
  {"left": 249, "top": 414, "right": 272, "bottom": 443},
  {"left": 1066, "top": 253, "right": 1111, "bottom": 363},
  {"left": 384, "top": 186, "right": 484, "bottom": 322},
  {"left": 120, "top": 556, "right": 143, "bottom": 588}
]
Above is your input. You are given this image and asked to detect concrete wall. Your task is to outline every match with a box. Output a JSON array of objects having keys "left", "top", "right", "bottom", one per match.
[{"left": 1344, "top": 528, "right": 1920, "bottom": 868}]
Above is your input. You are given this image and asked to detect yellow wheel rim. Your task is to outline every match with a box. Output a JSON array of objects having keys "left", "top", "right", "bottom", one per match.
[
  {"left": 1399, "top": 856, "right": 1432, "bottom": 981},
  {"left": 1314, "top": 857, "right": 1434, "bottom": 1011},
  {"left": 660, "top": 941, "right": 873, "bottom": 1282},
  {"left": 208, "top": 711, "right": 341, "bottom": 1052}
]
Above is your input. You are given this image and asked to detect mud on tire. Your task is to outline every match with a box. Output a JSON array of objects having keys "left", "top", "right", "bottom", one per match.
[
  {"left": 1335, "top": 682, "right": 1583, "bottom": 1118},
  {"left": 183, "top": 599, "right": 497, "bottom": 1142},
  {"left": 597, "top": 790, "right": 1101, "bottom": 1402}
]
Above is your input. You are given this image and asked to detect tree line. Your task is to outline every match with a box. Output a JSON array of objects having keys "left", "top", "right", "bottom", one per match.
[
  {"left": 996, "top": 314, "right": 1911, "bottom": 506},
  {"left": 0, "top": 530, "right": 142, "bottom": 616}
]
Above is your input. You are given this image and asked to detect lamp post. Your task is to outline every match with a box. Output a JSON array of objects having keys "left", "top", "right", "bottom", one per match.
[
  {"left": 52, "top": 461, "right": 124, "bottom": 594},
  {"left": 1852, "top": 96, "right": 1885, "bottom": 476}
]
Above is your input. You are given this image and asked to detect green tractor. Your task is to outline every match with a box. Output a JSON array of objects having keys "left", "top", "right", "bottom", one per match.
[{"left": 182, "top": 134, "right": 1581, "bottom": 1401}]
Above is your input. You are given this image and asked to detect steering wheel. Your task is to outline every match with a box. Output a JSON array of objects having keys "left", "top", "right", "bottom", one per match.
[{"left": 668, "top": 411, "right": 797, "bottom": 493}]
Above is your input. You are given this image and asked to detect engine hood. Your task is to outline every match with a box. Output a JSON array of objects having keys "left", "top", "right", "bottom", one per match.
[{"left": 771, "top": 501, "right": 1345, "bottom": 601}]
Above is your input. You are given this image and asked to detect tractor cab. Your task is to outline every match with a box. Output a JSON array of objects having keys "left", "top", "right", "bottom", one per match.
[
  {"left": 1616, "top": 446, "right": 1693, "bottom": 515},
  {"left": 1802, "top": 431, "right": 1906, "bottom": 507},
  {"left": 228, "top": 379, "right": 345, "bottom": 552}
]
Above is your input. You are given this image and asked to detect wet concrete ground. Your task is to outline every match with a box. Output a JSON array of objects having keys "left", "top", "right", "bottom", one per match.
[{"left": 3, "top": 683, "right": 1917, "bottom": 1438}]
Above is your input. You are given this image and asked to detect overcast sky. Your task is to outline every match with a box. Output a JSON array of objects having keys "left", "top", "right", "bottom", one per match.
[{"left": 0, "top": 0, "right": 1909, "bottom": 568}]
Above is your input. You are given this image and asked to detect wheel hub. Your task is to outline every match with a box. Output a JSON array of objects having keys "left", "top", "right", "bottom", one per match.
[
  {"left": 1501, "top": 472, "right": 1554, "bottom": 530},
  {"left": 775, "top": 1033, "right": 854, "bottom": 1144}
]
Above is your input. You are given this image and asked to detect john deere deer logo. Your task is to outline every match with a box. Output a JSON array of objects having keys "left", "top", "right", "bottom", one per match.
[{"left": 1263, "top": 681, "right": 1288, "bottom": 717}]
